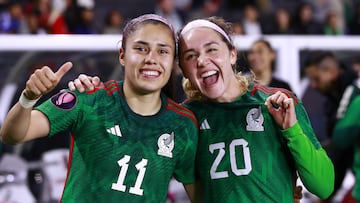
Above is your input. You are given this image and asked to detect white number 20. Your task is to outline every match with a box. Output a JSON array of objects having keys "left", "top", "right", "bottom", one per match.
[
  {"left": 209, "top": 139, "right": 252, "bottom": 179},
  {"left": 111, "top": 155, "right": 148, "bottom": 196}
]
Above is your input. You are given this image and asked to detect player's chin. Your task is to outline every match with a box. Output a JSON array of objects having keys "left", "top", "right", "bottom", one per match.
[
  {"left": 200, "top": 83, "right": 225, "bottom": 100},
  {"left": 200, "top": 89, "right": 222, "bottom": 100},
  {"left": 141, "top": 81, "right": 167, "bottom": 93}
]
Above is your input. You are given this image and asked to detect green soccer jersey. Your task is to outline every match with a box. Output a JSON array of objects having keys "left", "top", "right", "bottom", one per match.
[
  {"left": 183, "top": 82, "right": 334, "bottom": 202},
  {"left": 35, "top": 80, "right": 198, "bottom": 203},
  {"left": 333, "top": 81, "right": 360, "bottom": 200}
]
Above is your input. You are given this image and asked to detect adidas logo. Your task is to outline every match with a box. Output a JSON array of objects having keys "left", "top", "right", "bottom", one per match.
[
  {"left": 200, "top": 119, "right": 211, "bottom": 130},
  {"left": 107, "top": 125, "right": 122, "bottom": 137}
]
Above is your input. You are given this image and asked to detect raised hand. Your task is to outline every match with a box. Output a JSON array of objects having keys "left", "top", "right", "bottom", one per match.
[
  {"left": 68, "top": 74, "right": 101, "bottom": 92},
  {"left": 23, "top": 62, "right": 73, "bottom": 100},
  {"left": 264, "top": 91, "right": 297, "bottom": 130}
]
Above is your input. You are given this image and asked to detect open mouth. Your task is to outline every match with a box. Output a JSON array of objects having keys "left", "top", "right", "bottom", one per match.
[{"left": 201, "top": 70, "right": 219, "bottom": 86}]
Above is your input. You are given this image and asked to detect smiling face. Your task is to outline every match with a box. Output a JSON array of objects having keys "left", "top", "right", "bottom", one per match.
[
  {"left": 120, "top": 23, "right": 175, "bottom": 95},
  {"left": 179, "top": 27, "right": 238, "bottom": 101}
]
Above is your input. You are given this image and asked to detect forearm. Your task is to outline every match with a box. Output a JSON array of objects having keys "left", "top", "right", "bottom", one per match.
[
  {"left": 1, "top": 63, "right": 73, "bottom": 144},
  {"left": 283, "top": 123, "right": 335, "bottom": 199},
  {"left": 0, "top": 102, "right": 33, "bottom": 144}
]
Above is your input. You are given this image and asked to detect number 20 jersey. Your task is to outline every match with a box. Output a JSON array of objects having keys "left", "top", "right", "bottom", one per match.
[
  {"left": 183, "top": 82, "right": 322, "bottom": 203},
  {"left": 35, "top": 81, "right": 198, "bottom": 203}
]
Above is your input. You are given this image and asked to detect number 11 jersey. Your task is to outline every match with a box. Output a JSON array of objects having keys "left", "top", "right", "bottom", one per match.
[{"left": 36, "top": 80, "right": 198, "bottom": 203}]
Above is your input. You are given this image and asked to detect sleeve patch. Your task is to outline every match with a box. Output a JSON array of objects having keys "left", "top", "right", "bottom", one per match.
[{"left": 50, "top": 91, "right": 77, "bottom": 110}]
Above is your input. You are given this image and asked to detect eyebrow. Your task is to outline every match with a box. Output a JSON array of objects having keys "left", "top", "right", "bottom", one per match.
[
  {"left": 134, "top": 40, "right": 173, "bottom": 49},
  {"left": 183, "top": 41, "right": 219, "bottom": 54}
]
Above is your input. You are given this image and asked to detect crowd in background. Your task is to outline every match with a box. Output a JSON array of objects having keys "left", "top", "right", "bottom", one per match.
[
  {"left": 1, "top": 0, "right": 360, "bottom": 35},
  {"left": 1, "top": 0, "right": 360, "bottom": 203}
]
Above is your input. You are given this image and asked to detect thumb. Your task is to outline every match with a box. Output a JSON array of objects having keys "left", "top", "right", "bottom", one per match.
[{"left": 55, "top": 62, "right": 73, "bottom": 80}]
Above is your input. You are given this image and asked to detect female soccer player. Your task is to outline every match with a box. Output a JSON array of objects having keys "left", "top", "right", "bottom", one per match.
[
  {"left": 178, "top": 16, "right": 334, "bottom": 202},
  {"left": 68, "top": 16, "right": 335, "bottom": 202},
  {"left": 0, "top": 14, "right": 198, "bottom": 203}
]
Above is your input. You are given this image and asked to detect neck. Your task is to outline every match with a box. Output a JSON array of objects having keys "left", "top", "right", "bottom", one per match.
[
  {"left": 123, "top": 83, "right": 162, "bottom": 116},
  {"left": 254, "top": 69, "right": 272, "bottom": 86},
  {"left": 216, "top": 77, "right": 246, "bottom": 103}
]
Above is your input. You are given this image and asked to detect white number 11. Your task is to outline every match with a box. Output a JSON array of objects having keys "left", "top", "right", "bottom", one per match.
[{"left": 111, "top": 155, "right": 148, "bottom": 196}]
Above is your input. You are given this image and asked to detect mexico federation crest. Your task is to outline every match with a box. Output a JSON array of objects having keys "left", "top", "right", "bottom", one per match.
[
  {"left": 246, "top": 106, "right": 264, "bottom": 131},
  {"left": 157, "top": 132, "right": 174, "bottom": 158}
]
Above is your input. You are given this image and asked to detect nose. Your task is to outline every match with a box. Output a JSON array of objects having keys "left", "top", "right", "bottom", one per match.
[
  {"left": 197, "top": 54, "right": 209, "bottom": 68},
  {"left": 145, "top": 50, "right": 157, "bottom": 64}
]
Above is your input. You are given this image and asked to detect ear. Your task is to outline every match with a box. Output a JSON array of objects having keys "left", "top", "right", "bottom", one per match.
[
  {"left": 269, "top": 50, "right": 276, "bottom": 61},
  {"left": 119, "top": 48, "right": 125, "bottom": 66},
  {"left": 230, "top": 48, "right": 237, "bottom": 66}
]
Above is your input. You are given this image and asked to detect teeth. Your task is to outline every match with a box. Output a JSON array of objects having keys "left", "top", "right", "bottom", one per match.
[
  {"left": 142, "top": 70, "right": 159, "bottom": 76},
  {"left": 201, "top": 70, "right": 217, "bottom": 78}
]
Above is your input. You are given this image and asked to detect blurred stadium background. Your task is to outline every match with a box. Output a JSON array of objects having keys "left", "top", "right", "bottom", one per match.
[{"left": 1, "top": 0, "right": 360, "bottom": 202}]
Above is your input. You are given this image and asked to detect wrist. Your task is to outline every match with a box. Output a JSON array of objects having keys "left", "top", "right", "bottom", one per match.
[
  {"left": 19, "top": 92, "right": 40, "bottom": 109},
  {"left": 281, "top": 122, "right": 302, "bottom": 138}
]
